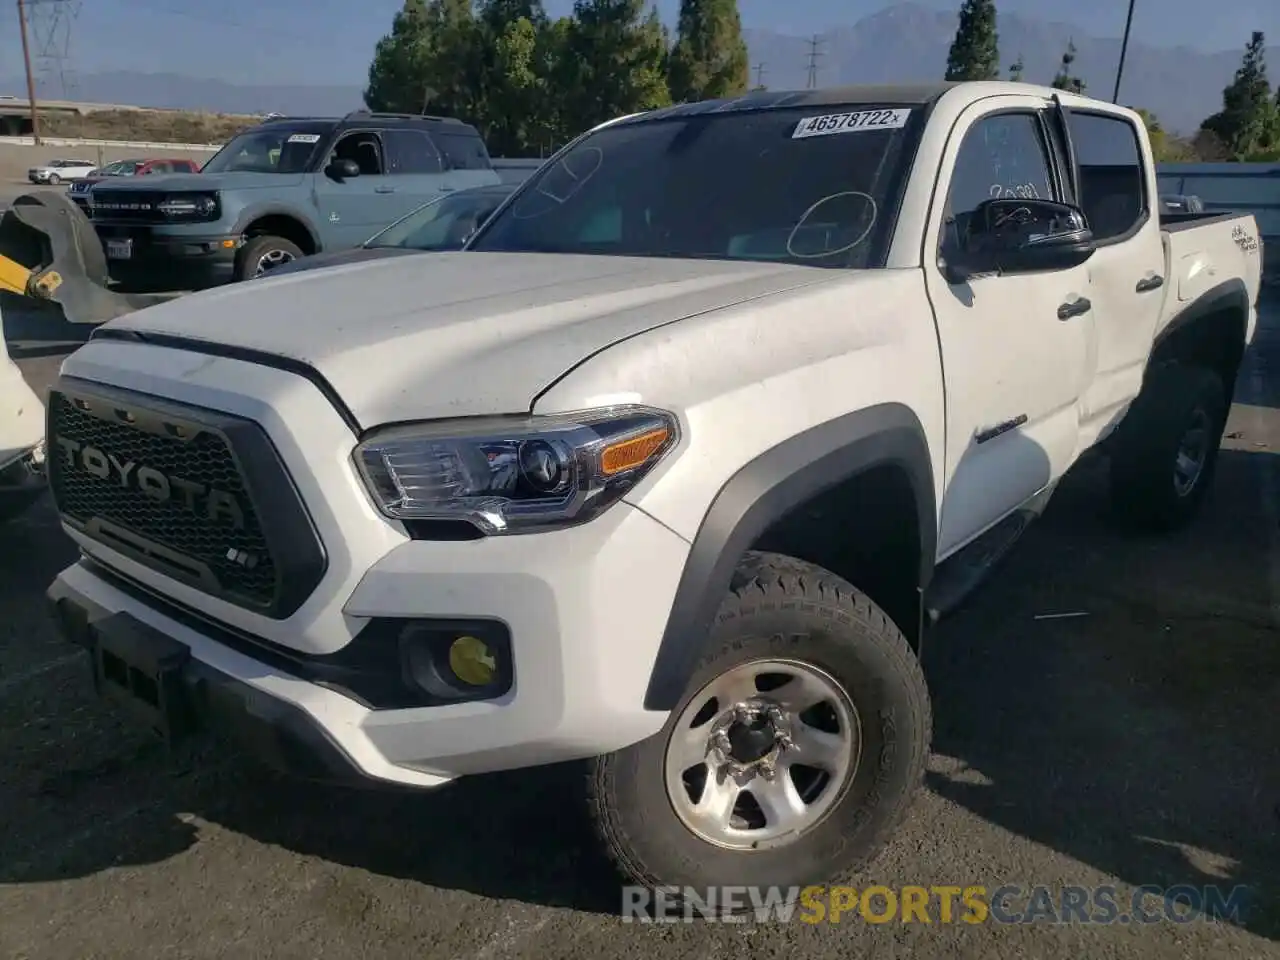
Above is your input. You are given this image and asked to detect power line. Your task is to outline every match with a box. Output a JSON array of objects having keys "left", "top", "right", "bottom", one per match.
[
  {"left": 753, "top": 62, "right": 766, "bottom": 88},
  {"left": 805, "top": 35, "right": 824, "bottom": 90}
]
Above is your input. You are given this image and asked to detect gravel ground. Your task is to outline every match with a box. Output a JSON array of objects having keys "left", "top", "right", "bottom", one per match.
[{"left": 1, "top": 294, "right": 1278, "bottom": 960}]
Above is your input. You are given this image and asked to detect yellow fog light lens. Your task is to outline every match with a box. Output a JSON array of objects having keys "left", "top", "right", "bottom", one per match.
[{"left": 448, "top": 635, "right": 497, "bottom": 686}]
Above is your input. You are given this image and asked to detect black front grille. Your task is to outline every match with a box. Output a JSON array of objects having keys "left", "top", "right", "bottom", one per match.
[
  {"left": 47, "top": 379, "right": 328, "bottom": 618},
  {"left": 89, "top": 190, "right": 167, "bottom": 222}
]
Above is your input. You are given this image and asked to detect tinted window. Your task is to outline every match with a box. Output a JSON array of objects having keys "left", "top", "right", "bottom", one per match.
[
  {"left": 472, "top": 106, "right": 916, "bottom": 268},
  {"left": 384, "top": 129, "right": 444, "bottom": 174},
  {"left": 1067, "top": 112, "right": 1146, "bottom": 242},
  {"left": 434, "top": 132, "right": 491, "bottom": 171},
  {"left": 940, "top": 113, "right": 1055, "bottom": 256}
]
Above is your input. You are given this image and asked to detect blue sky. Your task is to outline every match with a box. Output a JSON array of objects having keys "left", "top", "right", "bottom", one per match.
[{"left": 5, "top": 0, "right": 1279, "bottom": 88}]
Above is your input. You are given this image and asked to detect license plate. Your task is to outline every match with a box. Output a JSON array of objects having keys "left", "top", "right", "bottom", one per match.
[
  {"left": 106, "top": 239, "right": 132, "bottom": 260},
  {"left": 90, "top": 613, "right": 193, "bottom": 742}
]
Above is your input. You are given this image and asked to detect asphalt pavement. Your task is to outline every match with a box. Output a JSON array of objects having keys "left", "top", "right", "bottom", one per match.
[{"left": 1, "top": 293, "right": 1279, "bottom": 959}]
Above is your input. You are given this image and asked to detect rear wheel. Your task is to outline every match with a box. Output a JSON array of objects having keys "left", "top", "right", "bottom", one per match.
[
  {"left": 1108, "top": 363, "right": 1227, "bottom": 532},
  {"left": 587, "top": 552, "right": 930, "bottom": 907},
  {"left": 236, "top": 234, "right": 303, "bottom": 281},
  {"left": 47, "top": 174, "right": 61, "bottom": 185}
]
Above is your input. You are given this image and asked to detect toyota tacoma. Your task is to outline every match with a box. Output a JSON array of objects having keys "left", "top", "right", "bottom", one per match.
[{"left": 43, "top": 82, "right": 1263, "bottom": 895}]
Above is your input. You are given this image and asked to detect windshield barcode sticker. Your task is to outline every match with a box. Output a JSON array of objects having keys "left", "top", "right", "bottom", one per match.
[
  {"left": 287, "top": 133, "right": 321, "bottom": 143},
  {"left": 792, "top": 109, "right": 911, "bottom": 139}
]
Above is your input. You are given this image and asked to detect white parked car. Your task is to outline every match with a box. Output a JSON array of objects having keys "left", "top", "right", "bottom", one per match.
[
  {"left": 41, "top": 81, "right": 1264, "bottom": 899},
  {"left": 27, "top": 158, "right": 98, "bottom": 185},
  {"left": 0, "top": 300, "right": 46, "bottom": 523}
]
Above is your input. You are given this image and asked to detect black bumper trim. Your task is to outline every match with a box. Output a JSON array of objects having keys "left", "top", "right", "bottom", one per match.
[{"left": 46, "top": 574, "right": 393, "bottom": 789}]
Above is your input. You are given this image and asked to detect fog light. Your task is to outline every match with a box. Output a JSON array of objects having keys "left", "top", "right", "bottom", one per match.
[{"left": 448, "top": 635, "right": 496, "bottom": 686}]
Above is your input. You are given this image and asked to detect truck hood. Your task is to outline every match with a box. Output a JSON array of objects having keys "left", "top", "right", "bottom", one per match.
[
  {"left": 99, "top": 252, "right": 829, "bottom": 428},
  {"left": 92, "top": 172, "right": 303, "bottom": 192}
]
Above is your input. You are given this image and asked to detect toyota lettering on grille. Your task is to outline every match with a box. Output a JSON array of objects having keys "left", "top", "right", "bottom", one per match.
[{"left": 53, "top": 435, "right": 247, "bottom": 530}]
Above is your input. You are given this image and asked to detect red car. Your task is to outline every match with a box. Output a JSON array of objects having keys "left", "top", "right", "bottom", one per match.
[{"left": 68, "top": 157, "right": 202, "bottom": 211}]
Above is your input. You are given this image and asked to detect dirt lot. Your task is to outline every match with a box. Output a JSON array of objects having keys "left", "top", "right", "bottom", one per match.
[{"left": 1, "top": 295, "right": 1278, "bottom": 959}]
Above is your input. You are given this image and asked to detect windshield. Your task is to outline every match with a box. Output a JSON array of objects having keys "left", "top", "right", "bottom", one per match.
[
  {"left": 100, "top": 160, "right": 141, "bottom": 175},
  {"left": 368, "top": 189, "right": 513, "bottom": 250},
  {"left": 470, "top": 104, "right": 917, "bottom": 268},
  {"left": 200, "top": 126, "right": 327, "bottom": 174}
]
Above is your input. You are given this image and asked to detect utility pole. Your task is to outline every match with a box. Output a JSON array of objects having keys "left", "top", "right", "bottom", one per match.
[
  {"left": 1112, "top": 0, "right": 1136, "bottom": 103},
  {"left": 753, "top": 62, "right": 766, "bottom": 88},
  {"left": 805, "top": 35, "right": 823, "bottom": 90},
  {"left": 17, "top": 0, "right": 42, "bottom": 143}
]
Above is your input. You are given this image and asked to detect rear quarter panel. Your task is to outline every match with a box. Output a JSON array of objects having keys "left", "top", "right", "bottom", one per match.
[{"left": 1161, "top": 213, "right": 1263, "bottom": 345}]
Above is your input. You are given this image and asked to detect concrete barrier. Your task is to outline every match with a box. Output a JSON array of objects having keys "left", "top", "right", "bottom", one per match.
[{"left": 0, "top": 135, "right": 221, "bottom": 151}]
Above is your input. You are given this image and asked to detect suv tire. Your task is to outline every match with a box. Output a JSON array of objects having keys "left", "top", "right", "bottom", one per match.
[
  {"left": 1108, "top": 363, "right": 1227, "bottom": 532},
  {"left": 587, "top": 551, "right": 930, "bottom": 908},
  {"left": 236, "top": 235, "right": 303, "bottom": 281}
]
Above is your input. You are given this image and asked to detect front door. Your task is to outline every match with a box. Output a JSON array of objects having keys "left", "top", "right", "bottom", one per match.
[
  {"left": 925, "top": 98, "right": 1095, "bottom": 557},
  {"left": 313, "top": 130, "right": 404, "bottom": 247}
]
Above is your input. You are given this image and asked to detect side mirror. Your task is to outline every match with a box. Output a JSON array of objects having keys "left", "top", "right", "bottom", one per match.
[
  {"left": 947, "top": 198, "right": 1096, "bottom": 282},
  {"left": 325, "top": 158, "right": 360, "bottom": 181}
]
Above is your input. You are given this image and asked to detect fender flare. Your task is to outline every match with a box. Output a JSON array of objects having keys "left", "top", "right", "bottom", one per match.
[
  {"left": 1150, "top": 277, "right": 1250, "bottom": 358},
  {"left": 232, "top": 204, "right": 323, "bottom": 253},
  {"left": 643, "top": 402, "right": 937, "bottom": 711}
]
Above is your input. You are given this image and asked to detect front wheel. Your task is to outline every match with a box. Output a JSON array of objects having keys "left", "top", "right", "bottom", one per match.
[
  {"left": 588, "top": 552, "right": 930, "bottom": 903},
  {"left": 235, "top": 234, "right": 303, "bottom": 281}
]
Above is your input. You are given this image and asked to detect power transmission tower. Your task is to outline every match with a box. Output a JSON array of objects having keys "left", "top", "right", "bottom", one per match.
[
  {"left": 805, "top": 35, "right": 824, "bottom": 89},
  {"left": 28, "top": 0, "right": 81, "bottom": 100},
  {"left": 753, "top": 62, "right": 767, "bottom": 89}
]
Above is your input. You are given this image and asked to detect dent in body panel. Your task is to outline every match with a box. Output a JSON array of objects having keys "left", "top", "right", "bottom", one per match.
[{"left": 534, "top": 269, "right": 947, "bottom": 543}]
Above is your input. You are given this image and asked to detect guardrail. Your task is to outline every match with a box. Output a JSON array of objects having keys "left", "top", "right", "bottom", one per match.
[{"left": 0, "top": 135, "right": 220, "bottom": 151}]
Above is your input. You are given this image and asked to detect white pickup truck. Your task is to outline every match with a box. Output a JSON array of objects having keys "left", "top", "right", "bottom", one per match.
[
  {"left": 0, "top": 303, "right": 46, "bottom": 521},
  {"left": 43, "top": 81, "right": 1263, "bottom": 897}
]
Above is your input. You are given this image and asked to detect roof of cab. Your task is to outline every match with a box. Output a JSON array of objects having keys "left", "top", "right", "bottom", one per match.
[{"left": 619, "top": 84, "right": 960, "bottom": 125}]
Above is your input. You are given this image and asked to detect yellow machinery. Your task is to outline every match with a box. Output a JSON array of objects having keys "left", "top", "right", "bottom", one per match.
[{"left": 0, "top": 190, "right": 173, "bottom": 324}]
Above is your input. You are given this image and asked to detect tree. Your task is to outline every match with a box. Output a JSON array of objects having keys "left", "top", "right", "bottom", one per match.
[
  {"left": 944, "top": 0, "right": 999, "bottom": 82},
  {"left": 1200, "top": 31, "right": 1279, "bottom": 160},
  {"left": 667, "top": 0, "right": 750, "bottom": 103},
  {"left": 1008, "top": 54, "right": 1024, "bottom": 82},
  {"left": 1051, "top": 39, "right": 1085, "bottom": 93},
  {"left": 364, "top": 0, "right": 433, "bottom": 114},
  {"left": 1132, "top": 107, "right": 1194, "bottom": 162},
  {"left": 559, "top": 0, "right": 672, "bottom": 133}
]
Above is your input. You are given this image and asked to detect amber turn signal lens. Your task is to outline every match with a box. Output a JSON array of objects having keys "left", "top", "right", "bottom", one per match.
[{"left": 600, "top": 427, "right": 670, "bottom": 476}]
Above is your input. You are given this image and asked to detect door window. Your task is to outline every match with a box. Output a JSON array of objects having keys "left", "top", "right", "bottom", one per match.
[
  {"left": 940, "top": 112, "right": 1057, "bottom": 259},
  {"left": 331, "top": 131, "right": 385, "bottom": 175},
  {"left": 383, "top": 129, "right": 444, "bottom": 174},
  {"left": 433, "top": 132, "right": 490, "bottom": 171},
  {"left": 1065, "top": 112, "right": 1146, "bottom": 243}
]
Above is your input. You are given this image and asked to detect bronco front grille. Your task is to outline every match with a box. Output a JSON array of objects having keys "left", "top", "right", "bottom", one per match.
[
  {"left": 87, "top": 190, "right": 167, "bottom": 222},
  {"left": 47, "top": 379, "right": 327, "bottom": 618}
]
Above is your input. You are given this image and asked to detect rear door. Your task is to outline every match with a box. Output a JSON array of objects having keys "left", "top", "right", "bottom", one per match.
[
  {"left": 383, "top": 128, "right": 449, "bottom": 209},
  {"left": 1063, "top": 107, "right": 1168, "bottom": 441}
]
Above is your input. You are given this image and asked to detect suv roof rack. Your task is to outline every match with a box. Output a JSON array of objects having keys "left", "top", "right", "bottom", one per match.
[{"left": 340, "top": 109, "right": 465, "bottom": 125}]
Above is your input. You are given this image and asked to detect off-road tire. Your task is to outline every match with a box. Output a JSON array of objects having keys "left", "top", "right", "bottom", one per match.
[
  {"left": 587, "top": 551, "right": 931, "bottom": 907},
  {"left": 235, "top": 235, "right": 303, "bottom": 282},
  {"left": 1108, "top": 363, "right": 1227, "bottom": 532}
]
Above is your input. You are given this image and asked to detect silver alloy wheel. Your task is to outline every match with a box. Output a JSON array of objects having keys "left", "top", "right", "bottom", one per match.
[
  {"left": 664, "top": 658, "right": 861, "bottom": 850},
  {"left": 1173, "top": 407, "right": 1211, "bottom": 498},
  {"left": 48, "top": 174, "right": 60, "bottom": 185},
  {"left": 253, "top": 248, "right": 295, "bottom": 277}
]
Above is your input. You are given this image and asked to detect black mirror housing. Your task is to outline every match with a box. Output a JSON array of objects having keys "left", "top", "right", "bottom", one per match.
[
  {"left": 326, "top": 158, "right": 361, "bottom": 181},
  {"left": 957, "top": 198, "right": 1096, "bottom": 278}
]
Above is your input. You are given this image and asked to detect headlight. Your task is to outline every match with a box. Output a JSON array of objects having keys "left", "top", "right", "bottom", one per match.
[
  {"left": 354, "top": 406, "right": 679, "bottom": 535},
  {"left": 157, "top": 193, "right": 218, "bottom": 217}
]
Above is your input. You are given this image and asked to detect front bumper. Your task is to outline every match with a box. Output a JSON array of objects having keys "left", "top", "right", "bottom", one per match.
[{"left": 91, "top": 222, "right": 243, "bottom": 287}]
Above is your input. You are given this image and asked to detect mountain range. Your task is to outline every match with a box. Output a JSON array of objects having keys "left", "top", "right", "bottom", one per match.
[{"left": 0, "top": 2, "right": 1271, "bottom": 135}]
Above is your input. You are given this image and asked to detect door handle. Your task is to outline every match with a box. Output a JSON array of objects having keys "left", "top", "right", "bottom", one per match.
[
  {"left": 374, "top": 186, "right": 395, "bottom": 194},
  {"left": 1135, "top": 274, "right": 1164, "bottom": 292},
  {"left": 1057, "top": 297, "right": 1092, "bottom": 320}
]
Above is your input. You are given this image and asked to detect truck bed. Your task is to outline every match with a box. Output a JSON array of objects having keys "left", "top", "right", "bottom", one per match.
[{"left": 1158, "top": 209, "right": 1263, "bottom": 346}]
